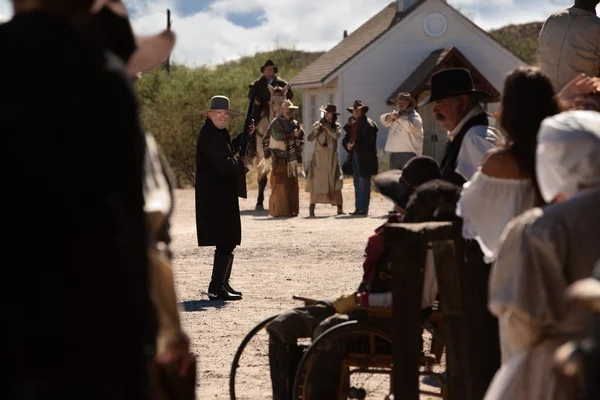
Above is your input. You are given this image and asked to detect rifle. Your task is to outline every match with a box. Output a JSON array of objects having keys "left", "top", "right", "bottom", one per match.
[{"left": 239, "top": 88, "right": 256, "bottom": 157}]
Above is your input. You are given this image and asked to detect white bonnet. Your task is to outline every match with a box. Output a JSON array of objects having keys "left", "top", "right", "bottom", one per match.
[{"left": 536, "top": 110, "right": 600, "bottom": 203}]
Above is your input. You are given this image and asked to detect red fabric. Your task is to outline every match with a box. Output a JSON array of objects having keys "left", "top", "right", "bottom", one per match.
[
  {"left": 361, "top": 214, "right": 403, "bottom": 284},
  {"left": 350, "top": 122, "right": 358, "bottom": 144}
]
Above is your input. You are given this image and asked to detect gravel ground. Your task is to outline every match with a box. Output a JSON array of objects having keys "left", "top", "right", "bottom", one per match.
[{"left": 170, "top": 180, "right": 443, "bottom": 399}]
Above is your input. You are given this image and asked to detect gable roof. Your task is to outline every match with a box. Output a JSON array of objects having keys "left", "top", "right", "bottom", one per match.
[
  {"left": 289, "top": 1, "right": 427, "bottom": 87},
  {"left": 290, "top": 0, "right": 526, "bottom": 88},
  {"left": 388, "top": 47, "right": 452, "bottom": 101},
  {"left": 386, "top": 47, "right": 502, "bottom": 103}
]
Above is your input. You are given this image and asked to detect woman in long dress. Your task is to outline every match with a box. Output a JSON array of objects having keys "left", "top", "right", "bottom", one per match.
[
  {"left": 484, "top": 110, "right": 600, "bottom": 400},
  {"left": 305, "top": 104, "right": 344, "bottom": 216},
  {"left": 262, "top": 99, "right": 304, "bottom": 217}
]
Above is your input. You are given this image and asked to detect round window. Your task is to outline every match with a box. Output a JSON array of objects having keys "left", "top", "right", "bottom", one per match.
[{"left": 424, "top": 13, "right": 447, "bottom": 37}]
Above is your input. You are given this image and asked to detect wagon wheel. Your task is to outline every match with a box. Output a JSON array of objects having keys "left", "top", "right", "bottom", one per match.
[
  {"left": 229, "top": 314, "right": 277, "bottom": 400},
  {"left": 292, "top": 320, "right": 393, "bottom": 400}
]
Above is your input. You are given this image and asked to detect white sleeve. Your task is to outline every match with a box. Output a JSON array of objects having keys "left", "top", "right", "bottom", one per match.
[
  {"left": 455, "top": 128, "right": 496, "bottom": 181},
  {"left": 379, "top": 113, "right": 394, "bottom": 127}
]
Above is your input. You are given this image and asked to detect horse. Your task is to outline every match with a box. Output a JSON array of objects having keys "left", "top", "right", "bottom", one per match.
[{"left": 251, "top": 84, "right": 288, "bottom": 210}]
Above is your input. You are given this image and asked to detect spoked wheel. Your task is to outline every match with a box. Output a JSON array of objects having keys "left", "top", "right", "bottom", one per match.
[
  {"left": 292, "top": 320, "right": 393, "bottom": 400},
  {"left": 229, "top": 314, "right": 277, "bottom": 400}
]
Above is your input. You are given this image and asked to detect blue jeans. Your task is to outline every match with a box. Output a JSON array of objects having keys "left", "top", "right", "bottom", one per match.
[{"left": 352, "top": 154, "right": 371, "bottom": 212}]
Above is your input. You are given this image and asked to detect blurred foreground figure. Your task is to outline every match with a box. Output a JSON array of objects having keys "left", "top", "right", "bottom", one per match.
[{"left": 1, "top": 1, "right": 156, "bottom": 399}]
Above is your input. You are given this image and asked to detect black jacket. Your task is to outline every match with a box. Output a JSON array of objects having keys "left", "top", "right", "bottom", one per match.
[
  {"left": 195, "top": 118, "right": 247, "bottom": 247},
  {"left": 248, "top": 75, "right": 293, "bottom": 119},
  {"left": 342, "top": 116, "right": 379, "bottom": 177}
]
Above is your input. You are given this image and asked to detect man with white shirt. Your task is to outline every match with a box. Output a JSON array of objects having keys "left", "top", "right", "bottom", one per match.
[
  {"left": 419, "top": 68, "right": 503, "bottom": 186},
  {"left": 380, "top": 92, "right": 424, "bottom": 170},
  {"left": 420, "top": 68, "right": 504, "bottom": 394}
]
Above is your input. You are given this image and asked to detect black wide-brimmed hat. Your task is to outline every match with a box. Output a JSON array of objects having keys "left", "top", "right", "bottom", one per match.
[
  {"left": 374, "top": 156, "right": 441, "bottom": 208},
  {"left": 319, "top": 104, "right": 340, "bottom": 115},
  {"left": 260, "top": 59, "right": 278, "bottom": 74},
  {"left": 418, "top": 68, "right": 491, "bottom": 106},
  {"left": 346, "top": 100, "right": 369, "bottom": 113},
  {"left": 200, "top": 96, "right": 241, "bottom": 116}
]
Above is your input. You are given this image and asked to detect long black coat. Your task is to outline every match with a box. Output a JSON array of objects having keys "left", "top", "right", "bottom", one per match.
[
  {"left": 342, "top": 116, "right": 379, "bottom": 177},
  {"left": 195, "top": 118, "right": 247, "bottom": 247}
]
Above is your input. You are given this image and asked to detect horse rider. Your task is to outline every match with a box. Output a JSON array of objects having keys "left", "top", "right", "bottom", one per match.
[{"left": 248, "top": 59, "right": 294, "bottom": 125}]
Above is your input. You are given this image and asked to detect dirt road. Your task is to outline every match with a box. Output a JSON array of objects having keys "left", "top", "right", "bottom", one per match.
[{"left": 170, "top": 182, "right": 438, "bottom": 399}]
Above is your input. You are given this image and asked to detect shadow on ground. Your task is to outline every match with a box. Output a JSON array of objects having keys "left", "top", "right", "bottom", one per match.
[
  {"left": 180, "top": 299, "right": 228, "bottom": 312},
  {"left": 239, "top": 209, "right": 269, "bottom": 217}
]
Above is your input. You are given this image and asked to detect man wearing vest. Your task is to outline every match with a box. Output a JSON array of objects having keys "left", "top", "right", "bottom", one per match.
[
  {"left": 418, "top": 68, "right": 503, "bottom": 186},
  {"left": 418, "top": 67, "right": 504, "bottom": 397}
]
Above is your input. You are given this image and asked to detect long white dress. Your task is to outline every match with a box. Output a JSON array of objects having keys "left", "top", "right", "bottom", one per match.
[{"left": 484, "top": 188, "right": 600, "bottom": 400}]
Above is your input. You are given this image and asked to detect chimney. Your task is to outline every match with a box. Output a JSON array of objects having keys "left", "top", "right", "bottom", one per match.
[
  {"left": 343, "top": 30, "right": 348, "bottom": 38},
  {"left": 396, "top": 0, "right": 417, "bottom": 12}
]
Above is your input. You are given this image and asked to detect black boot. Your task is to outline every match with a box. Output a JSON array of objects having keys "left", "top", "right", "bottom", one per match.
[
  {"left": 224, "top": 253, "right": 242, "bottom": 296},
  {"left": 269, "top": 338, "right": 304, "bottom": 400},
  {"left": 256, "top": 175, "right": 268, "bottom": 210},
  {"left": 208, "top": 252, "right": 242, "bottom": 301}
]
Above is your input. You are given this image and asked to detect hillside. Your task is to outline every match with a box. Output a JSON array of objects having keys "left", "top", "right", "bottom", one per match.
[
  {"left": 137, "top": 22, "right": 541, "bottom": 187},
  {"left": 135, "top": 49, "right": 323, "bottom": 187},
  {"left": 489, "top": 21, "right": 543, "bottom": 65}
]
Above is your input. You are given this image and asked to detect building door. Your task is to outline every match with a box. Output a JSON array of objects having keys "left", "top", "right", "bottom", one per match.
[{"left": 418, "top": 101, "right": 447, "bottom": 164}]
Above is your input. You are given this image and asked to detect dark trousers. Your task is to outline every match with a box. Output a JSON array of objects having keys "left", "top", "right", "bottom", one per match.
[
  {"left": 352, "top": 154, "right": 371, "bottom": 213},
  {"left": 389, "top": 152, "right": 417, "bottom": 170},
  {"left": 215, "top": 244, "right": 236, "bottom": 256},
  {"left": 266, "top": 302, "right": 392, "bottom": 399}
]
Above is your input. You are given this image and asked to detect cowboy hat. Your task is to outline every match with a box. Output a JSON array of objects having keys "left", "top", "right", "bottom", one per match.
[
  {"left": 90, "top": 0, "right": 176, "bottom": 77},
  {"left": 280, "top": 99, "right": 299, "bottom": 110},
  {"left": 418, "top": 68, "right": 491, "bottom": 107},
  {"left": 373, "top": 156, "right": 441, "bottom": 208},
  {"left": 346, "top": 100, "right": 369, "bottom": 113},
  {"left": 200, "top": 96, "right": 241, "bottom": 116},
  {"left": 260, "top": 59, "right": 278, "bottom": 74},
  {"left": 319, "top": 104, "right": 340, "bottom": 115},
  {"left": 396, "top": 92, "right": 416, "bottom": 107}
]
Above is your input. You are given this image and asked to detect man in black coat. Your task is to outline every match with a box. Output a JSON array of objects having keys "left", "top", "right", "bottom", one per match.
[
  {"left": 2, "top": 1, "right": 156, "bottom": 398},
  {"left": 195, "top": 95, "right": 254, "bottom": 301},
  {"left": 248, "top": 59, "right": 294, "bottom": 123},
  {"left": 342, "top": 100, "right": 379, "bottom": 215}
]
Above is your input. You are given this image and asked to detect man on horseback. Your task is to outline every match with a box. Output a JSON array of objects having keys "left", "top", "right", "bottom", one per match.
[
  {"left": 248, "top": 60, "right": 294, "bottom": 210},
  {"left": 249, "top": 59, "right": 294, "bottom": 123}
]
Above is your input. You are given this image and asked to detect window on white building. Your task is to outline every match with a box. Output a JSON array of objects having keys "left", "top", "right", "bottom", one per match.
[{"left": 310, "top": 95, "right": 317, "bottom": 123}]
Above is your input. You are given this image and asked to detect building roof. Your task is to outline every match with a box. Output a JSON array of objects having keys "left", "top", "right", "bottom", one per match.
[
  {"left": 289, "top": 1, "right": 427, "bottom": 87},
  {"left": 290, "top": 0, "right": 526, "bottom": 88},
  {"left": 387, "top": 47, "right": 453, "bottom": 101},
  {"left": 386, "top": 47, "right": 502, "bottom": 104}
]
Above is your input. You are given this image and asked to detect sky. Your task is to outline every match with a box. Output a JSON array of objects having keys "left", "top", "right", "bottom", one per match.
[{"left": 0, "top": 0, "right": 594, "bottom": 67}]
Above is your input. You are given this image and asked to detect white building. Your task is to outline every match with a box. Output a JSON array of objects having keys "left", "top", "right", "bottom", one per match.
[{"left": 291, "top": 0, "right": 526, "bottom": 168}]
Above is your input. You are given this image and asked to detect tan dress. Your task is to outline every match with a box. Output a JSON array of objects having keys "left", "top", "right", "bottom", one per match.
[
  {"left": 484, "top": 188, "right": 600, "bottom": 400},
  {"left": 264, "top": 116, "right": 304, "bottom": 217},
  {"left": 305, "top": 119, "right": 343, "bottom": 205}
]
